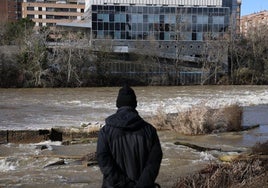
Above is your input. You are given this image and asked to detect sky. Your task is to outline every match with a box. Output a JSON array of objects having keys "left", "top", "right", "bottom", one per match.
[{"left": 241, "top": 0, "right": 268, "bottom": 16}]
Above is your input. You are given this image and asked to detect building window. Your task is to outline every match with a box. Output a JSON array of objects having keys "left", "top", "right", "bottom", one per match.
[
  {"left": 27, "top": 7, "right": 34, "bottom": 11},
  {"left": 91, "top": 5, "right": 229, "bottom": 41},
  {"left": 46, "top": 15, "right": 54, "bottom": 19},
  {"left": 192, "top": 32, "right": 197, "bottom": 40},
  {"left": 46, "top": 7, "right": 54, "bottom": 12},
  {"left": 27, "top": 14, "right": 34, "bottom": 19},
  {"left": 47, "top": 23, "right": 53, "bottom": 27},
  {"left": 54, "top": 16, "right": 69, "bottom": 19},
  {"left": 70, "top": 8, "right": 76, "bottom": 12}
]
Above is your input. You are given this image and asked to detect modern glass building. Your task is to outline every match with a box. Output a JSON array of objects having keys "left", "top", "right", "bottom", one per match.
[
  {"left": 91, "top": 5, "right": 230, "bottom": 42},
  {"left": 85, "top": 0, "right": 241, "bottom": 66}
]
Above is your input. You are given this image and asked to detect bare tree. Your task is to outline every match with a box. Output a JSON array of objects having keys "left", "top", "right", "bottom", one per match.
[
  {"left": 230, "top": 22, "right": 268, "bottom": 84},
  {"left": 200, "top": 38, "right": 228, "bottom": 85},
  {"left": 17, "top": 27, "right": 48, "bottom": 87}
]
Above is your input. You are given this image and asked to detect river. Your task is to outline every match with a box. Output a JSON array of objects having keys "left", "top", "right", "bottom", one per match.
[
  {"left": 0, "top": 85, "right": 268, "bottom": 130},
  {"left": 0, "top": 85, "right": 268, "bottom": 187}
]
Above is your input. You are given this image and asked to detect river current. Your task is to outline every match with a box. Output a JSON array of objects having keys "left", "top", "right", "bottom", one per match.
[
  {"left": 0, "top": 85, "right": 268, "bottom": 187},
  {"left": 0, "top": 85, "right": 268, "bottom": 130}
]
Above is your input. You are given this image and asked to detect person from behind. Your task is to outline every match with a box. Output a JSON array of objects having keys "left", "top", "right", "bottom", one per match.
[{"left": 97, "top": 85, "right": 163, "bottom": 188}]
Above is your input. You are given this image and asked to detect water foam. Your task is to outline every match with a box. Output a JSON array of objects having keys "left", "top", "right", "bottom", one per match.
[
  {"left": 192, "top": 152, "right": 216, "bottom": 164},
  {"left": 1, "top": 86, "right": 267, "bottom": 130},
  {"left": 139, "top": 89, "right": 268, "bottom": 115},
  {"left": 0, "top": 158, "right": 18, "bottom": 172}
]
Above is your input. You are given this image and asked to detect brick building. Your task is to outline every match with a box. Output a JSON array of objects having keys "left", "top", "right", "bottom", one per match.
[
  {"left": 240, "top": 10, "right": 268, "bottom": 36},
  {"left": 22, "top": 0, "right": 85, "bottom": 27},
  {"left": 0, "top": 0, "right": 22, "bottom": 23}
]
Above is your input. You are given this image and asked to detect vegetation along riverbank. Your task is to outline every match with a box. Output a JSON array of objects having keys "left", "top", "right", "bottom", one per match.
[{"left": 1, "top": 18, "right": 268, "bottom": 87}]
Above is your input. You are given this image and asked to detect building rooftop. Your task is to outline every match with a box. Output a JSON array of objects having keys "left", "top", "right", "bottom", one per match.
[{"left": 87, "top": 0, "right": 223, "bottom": 7}]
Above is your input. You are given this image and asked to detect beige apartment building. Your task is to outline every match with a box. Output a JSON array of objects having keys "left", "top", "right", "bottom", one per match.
[
  {"left": 22, "top": 0, "right": 85, "bottom": 27},
  {"left": 240, "top": 10, "right": 268, "bottom": 36}
]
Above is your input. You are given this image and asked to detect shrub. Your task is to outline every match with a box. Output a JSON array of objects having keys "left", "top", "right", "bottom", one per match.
[{"left": 150, "top": 104, "right": 242, "bottom": 135}]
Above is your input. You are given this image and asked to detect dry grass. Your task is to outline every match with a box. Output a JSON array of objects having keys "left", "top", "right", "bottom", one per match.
[
  {"left": 149, "top": 104, "right": 242, "bottom": 135},
  {"left": 173, "top": 141, "right": 268, "bottom": 188},
  {"left": 148, "top": 107, "right": 173, "bottom": 130},
  {"left": 252, "top": 141, "right": 268, "bottom": 155},
  {"left": 173, "top": 159, "right": 267, "bottom": 188}
]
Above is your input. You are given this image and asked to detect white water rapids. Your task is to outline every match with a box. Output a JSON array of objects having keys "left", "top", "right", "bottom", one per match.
[{"left": 0, "top": 85, "right": 267, "bottom": 130}]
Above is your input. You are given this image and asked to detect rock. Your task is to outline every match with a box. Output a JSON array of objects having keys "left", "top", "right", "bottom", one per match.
[
  {"left": 0, "top": 130, "right": 8, "bottom": 144},
  {"left": 219, "top": 154, "right": 240, "bottom": 162},
  {"left": 81, "top": 152, "right": 97, "bottom": 161},
  {"left": 50, "top": 128, "right": 63, "bottom": 141},
  {"left": 83, "top": 161, "right": 98, "bottom": 167},
  {"left": 44, "top": 159, "right": 65, "bottom": 168},
  {"left": 81, "top": 152, "right": 98, "bottom": 167},
  {"left": 35, "top": 145, "right": 48, "bottom": 150},
  {"left": 81, "top": 123, "right": 89, "bottom": 128}
]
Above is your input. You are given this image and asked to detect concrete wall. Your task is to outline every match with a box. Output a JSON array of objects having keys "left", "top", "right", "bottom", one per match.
[{"left": 0, "top": 128, "right": 98, "bottom": 144}]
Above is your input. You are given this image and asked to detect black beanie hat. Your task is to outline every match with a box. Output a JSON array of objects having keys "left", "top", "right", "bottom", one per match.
[{"left": 116, "top": 85, "right": 137, "bottom": 108}]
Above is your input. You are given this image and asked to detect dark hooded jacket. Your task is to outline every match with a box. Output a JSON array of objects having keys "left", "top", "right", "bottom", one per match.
[{"left": 97, "top": 107, "right": 163, "bottom": 188}]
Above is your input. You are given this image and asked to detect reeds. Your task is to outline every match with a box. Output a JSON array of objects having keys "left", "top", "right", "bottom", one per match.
[
  {"left": 173, "top": 159, "right": 267, "bottom": 188},
  {"left": 149, "top": 104, "right": 242, "bottom": 135},
  {"left": 173, "top": 141, "right": 268, "bottom": 188},
  {"left": 252, "top": 141, "right": 268, "bottom": 155}
]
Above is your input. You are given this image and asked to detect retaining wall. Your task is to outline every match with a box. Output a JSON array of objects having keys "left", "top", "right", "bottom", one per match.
[{"left": 0, "top": 128, "right": 99, "bottom": 144}]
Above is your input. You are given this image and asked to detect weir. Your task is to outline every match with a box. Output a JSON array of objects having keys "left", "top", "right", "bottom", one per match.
[{"left": 0, "top": 128, "right": 99, "bottom": 144}]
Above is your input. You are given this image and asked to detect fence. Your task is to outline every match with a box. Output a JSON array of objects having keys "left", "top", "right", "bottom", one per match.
[{"left": 105, "top": 60, "right": 208, "bottom": 85}]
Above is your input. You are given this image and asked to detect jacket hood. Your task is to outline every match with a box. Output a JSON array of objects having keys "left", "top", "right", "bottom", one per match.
[{"left": 105, "top": 106, "right": 144, "bottom": 131}]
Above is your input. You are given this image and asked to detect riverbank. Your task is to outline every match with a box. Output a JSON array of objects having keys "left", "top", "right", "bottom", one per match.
[
  {"left": 1, "top": 129, "right": 267, "bottom": 188},
  {"left": 174, "top": 140, "right": 268, "bottom": 188}
]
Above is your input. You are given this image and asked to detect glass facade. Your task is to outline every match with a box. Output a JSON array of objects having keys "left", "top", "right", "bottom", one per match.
[{"left": 92, "top": 5, "right": 230, "bottom": 41}]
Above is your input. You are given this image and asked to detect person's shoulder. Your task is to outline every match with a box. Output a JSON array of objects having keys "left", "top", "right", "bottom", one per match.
[{"left": 142, "top": 120, "right": 157, "bottom": 131}]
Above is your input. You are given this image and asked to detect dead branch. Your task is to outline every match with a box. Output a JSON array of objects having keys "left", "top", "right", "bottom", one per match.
[{"left": 174, "top": 141, "right": 222, "bottom": 152}]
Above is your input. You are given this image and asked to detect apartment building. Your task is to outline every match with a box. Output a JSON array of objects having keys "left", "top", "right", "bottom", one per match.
[
  {"left": 0, "top": 0, "right": 22, "bottom": 23},
  {"left": 22, "top": 0, "right": 86, "bottom": 27},
  {"left": 240, "top": 10, "right": 268, "bottom": 36}
]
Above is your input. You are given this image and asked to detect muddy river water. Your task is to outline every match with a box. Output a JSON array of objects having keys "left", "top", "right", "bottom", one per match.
[{"left": 0, "top": 86, "right": 268, "bottom": 187}]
